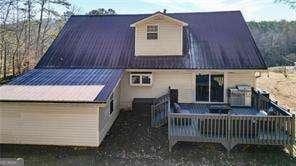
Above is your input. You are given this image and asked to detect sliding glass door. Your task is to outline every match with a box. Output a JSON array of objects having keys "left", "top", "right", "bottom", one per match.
[
  {"left": 196, "top": 74, "right": 224, "bottom": 102},
  {"left": 210, "top": 75, "right": 224, "bottom": 102},
  {"left": 196, "top": 75, "right": 209, "bottom": 101}
]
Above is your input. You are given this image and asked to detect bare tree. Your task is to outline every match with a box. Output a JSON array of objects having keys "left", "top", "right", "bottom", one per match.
[
  {"left": 35, "top": 0, "right": 70, "bottom": 60},
  {"left": 1, "top": 0, "right": 13, "bottom": 79}
]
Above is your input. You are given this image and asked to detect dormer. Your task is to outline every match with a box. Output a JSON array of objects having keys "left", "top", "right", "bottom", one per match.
[{"left": 130, "top": 12, "right": 188, "bottom": 56}]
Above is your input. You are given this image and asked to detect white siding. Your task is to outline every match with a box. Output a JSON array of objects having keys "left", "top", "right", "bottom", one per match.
[
  {"left": 0, "top": 102, "right": 100, "bottom": 146},
  {"left": 98, "top": 85, "right": 120, "bottom": 144},
  {"left": 227, "top": 71, "right": 255, "bottom": 88},
  {"left": 120, "top": 70, "right": 256, "bottom": 109},
  {"left": 120, "top": 70, "right": 194, "bottom": 108},
  {"left": 135, "top": 18, "right": 183, "bottom": 56}
]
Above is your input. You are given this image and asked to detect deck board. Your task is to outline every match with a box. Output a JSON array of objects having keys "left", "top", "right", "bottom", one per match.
[
  {"left": 178, "top": 103, "right": 259, "bottom": 115},
  {"left": 168, "top": 103, "right": 295, "bottom": 151}
]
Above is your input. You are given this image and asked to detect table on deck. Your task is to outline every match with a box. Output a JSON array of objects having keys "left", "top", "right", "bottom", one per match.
[{"left": 209, "top": 104, "right": 231, "bottom": 114}]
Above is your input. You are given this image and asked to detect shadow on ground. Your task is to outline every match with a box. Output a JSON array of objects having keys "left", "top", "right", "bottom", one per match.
[{"left": 1, "top": 111, "right": 296, "bottom": 165}]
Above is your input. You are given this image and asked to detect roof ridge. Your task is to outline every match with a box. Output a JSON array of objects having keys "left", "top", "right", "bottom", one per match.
[{"left": 71, "top": 10, "right": 241, "bottom": 17}]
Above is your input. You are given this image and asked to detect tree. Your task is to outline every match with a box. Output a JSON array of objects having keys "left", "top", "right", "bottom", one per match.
[
  {"left": 63, "top": 5, "right": 81, "bottom": 21},
  {"left": 87, "top": 8, "right": 116, "bottom": 16},
  {"left": 0, "top": 0, "right": 73, "bottom": 80},
  {"left": 35, "top": 0, "right": 70, "bottom": 60},
  {"left": 0, "top": 0, "right": 13, "bottom": 79},
  {"left": 248, "top": 21, "right": 296, "bottom": 66},
  {"left": 275, "top": 0, "right": 296, "bottom": 9}
]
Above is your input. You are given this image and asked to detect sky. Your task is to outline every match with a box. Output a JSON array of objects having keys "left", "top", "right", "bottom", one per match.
[{"left": 69, "top": 0, "right": 295, "bottom": 21}]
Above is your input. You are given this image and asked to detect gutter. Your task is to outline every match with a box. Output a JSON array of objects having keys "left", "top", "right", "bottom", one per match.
[{"left": 0, "top": 100, "right": 107, "bottom": 107}]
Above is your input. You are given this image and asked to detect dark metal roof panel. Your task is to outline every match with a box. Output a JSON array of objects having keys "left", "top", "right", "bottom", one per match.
[
  {"left": 8, "top": 69, "right": 124, "bottom": 102},
  {"left": 36, "top": 11, "right": 266, "bottom": 69}
]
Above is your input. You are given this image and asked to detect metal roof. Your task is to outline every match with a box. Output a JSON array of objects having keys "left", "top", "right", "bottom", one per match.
[
  {"left": 0, "top": 85, "right": 104, "bottom": 102},
  {"left": 36, "top": 11, "right": 266, "bottom": 69},
  {"left": 2, "top": 69, "right": 123, "bottom": 102}
]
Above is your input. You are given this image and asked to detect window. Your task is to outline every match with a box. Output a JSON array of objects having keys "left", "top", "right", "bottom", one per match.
[
  {"left": 196, "top": 74, "right": 224, "bottom": 102},
  {"left": 130, "top": 73, "right": 152, "bottom": 86},
  {"left": 110, "top": 93, "right": 114, "bottom": 115},
  {"left": 131, "top": 75, "right": 141, "bottom": 84},
  {"left": 147, "top": 25, "right": 158, "bottom": 40},
  {"left": 142, "top": 75, "right": 151, "bottom": 84}
]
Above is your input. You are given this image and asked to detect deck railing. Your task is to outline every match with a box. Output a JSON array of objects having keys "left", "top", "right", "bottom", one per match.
[
  {"left": 252, "top": 88, "right": 292, "bottom": 116},
  {"left": 252, "top": 88, "right": 270, "bottom": 111},
  {"left": 168, "top": 112, "right": 295, "bottom": 151},
  {"left": 151, "top": 93, "right": 170, "bottom": 127}
]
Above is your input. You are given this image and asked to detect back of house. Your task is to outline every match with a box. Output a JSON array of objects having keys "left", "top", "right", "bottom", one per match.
[{"left": 1, "top": 11, "right": 277, "bottom": 148}]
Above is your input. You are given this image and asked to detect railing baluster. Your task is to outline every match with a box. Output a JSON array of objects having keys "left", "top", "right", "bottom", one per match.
[{"left": 168, "top": 106, "right": 294, "bottom": 152}]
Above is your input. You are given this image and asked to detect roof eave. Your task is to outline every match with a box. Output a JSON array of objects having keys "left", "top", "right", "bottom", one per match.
[
  {"left": 130, "top": 12, "right": 188, "bottom": 27},
  {"left": 0, "top": 99, "right": 107, "bottom": 105}
]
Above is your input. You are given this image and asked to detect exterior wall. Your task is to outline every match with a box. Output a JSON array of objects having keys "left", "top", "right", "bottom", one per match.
[
  {"left": 227, "top": 71, "right": 256, "bottom": 88},
  {"left": 120, "top": 70, "right": 256, "bottom": 109},
  {"left": 0, "top": 102, "right": 100, "bottom": 146},
  {"left": 135, "top": 18, "right": 183, "bottom": 56},
  {"left": 120, "top": 70, "right": 193, "bottom": 109},
  {"left": 98, "top": 84, "right": 120, "bottom": 144}
]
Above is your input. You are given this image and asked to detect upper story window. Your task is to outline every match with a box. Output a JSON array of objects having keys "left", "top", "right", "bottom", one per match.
[{"left": 147, "top": 25, "right": 158, "bottom": 40}]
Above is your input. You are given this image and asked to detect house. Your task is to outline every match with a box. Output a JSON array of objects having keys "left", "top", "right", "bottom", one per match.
[{"left": 0, "top": 11, "right": 295, "bottom": 151}]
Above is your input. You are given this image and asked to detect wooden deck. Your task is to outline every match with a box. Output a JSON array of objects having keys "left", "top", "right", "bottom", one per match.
[
  {"left": 168, "top": 112, "right": 295, "bottom": 151},
  {"left": 151, "top": 89, "right": 296, "bottom": 152},
  {"left": 178, "top": 103, "right": 260, "bottom": 115}
]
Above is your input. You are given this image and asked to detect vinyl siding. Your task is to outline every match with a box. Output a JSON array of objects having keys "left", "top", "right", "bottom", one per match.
[
  {"left": 119, "top": 70, "right": 256, "bottom": 109},
  {"left": 227, "top": 71, "right": 255, "bottom": 88},
  {"left": 135, "top": 18, "right": 183, "bottom": 56},
  {"left": 120, "top": 70, "right": 193, "bottom": 108},
  {"left": 0, "top": 102, "right": 100, "bottom": 146},
  {"left": 98, "top": 84, "right": 120, "bottom": 144}
]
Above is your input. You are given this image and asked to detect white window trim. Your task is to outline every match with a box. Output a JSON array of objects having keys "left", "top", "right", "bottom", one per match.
[
  {"left": 146, "top": 24, "right": 158, "bottom": 40},
  {"left": 195, "top": 73, "right": 225, "bottom": 103},
  {"left": 130, "top": 73, "right": 153, "bottom": 86}
]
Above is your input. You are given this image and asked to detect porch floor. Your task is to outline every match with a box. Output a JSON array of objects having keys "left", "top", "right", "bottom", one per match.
[{"left": 178, "top": 103, "right": 260, "bottom": 115}]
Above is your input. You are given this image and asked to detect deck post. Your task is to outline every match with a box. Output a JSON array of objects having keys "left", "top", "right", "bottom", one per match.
[
  {"left": 286, "top": 114, "right": 296, "bottom": 156},
  {"left": 227, "top": 113, "right": 231, "bottom": 152},
  {"left": 169, "top": 139, "right": 177, "bottom": 152},
  {"left": 292, "top": 114, "right": 295, "bottom": 141}
]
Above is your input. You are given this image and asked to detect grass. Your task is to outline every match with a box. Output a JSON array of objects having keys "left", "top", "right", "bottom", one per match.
[{"left": 257, "top": 70, "right": 296, "bottom": 113}]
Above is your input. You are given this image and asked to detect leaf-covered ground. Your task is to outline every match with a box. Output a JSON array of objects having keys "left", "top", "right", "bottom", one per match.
[
  {"left": 1, "top": 111, "right": 295, "bottom": 166},
  {"left": 257, "top": 70, "right": 296, "bottom": 113}
]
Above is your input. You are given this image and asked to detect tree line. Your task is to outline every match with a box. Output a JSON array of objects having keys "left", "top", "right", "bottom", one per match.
[
  {"left": 248, "top": 20, "right": 296, "bottom": 66},
  {"left": 0, "top": 1, "right": 118, "bottom": 80},
  {"left": 0, "top": 0, "right": 75, "bottom": 79},
  {"left": 0, "top": 2, "right": 295, "bottom": 80}
]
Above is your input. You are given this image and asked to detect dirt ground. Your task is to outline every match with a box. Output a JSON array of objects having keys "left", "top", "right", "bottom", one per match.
[
  {"left": 1, "top": 111, "right": 296, "bottom": 166},
  {"left": 256, "top": 71, "right": 296, "bottom": 113}
]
